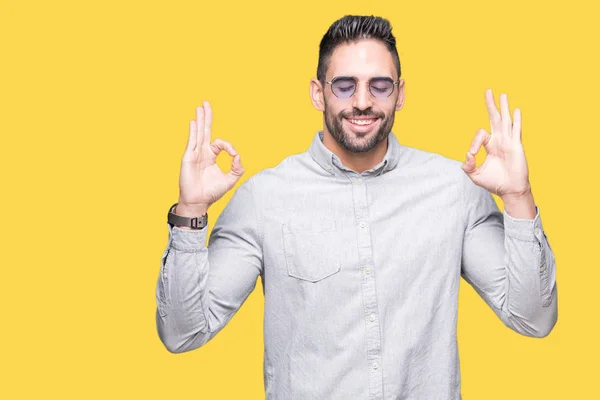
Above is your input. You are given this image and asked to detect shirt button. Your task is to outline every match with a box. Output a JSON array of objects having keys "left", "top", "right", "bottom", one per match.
[
  {"left": 359, "top": 221, "right": 366, "bottom": 228},
  {"left": 365, "top": 268, "right": 371, "bottom": 275},
  {"left": 540, "top": 263, "right": 546, "bottom": 272},
  {"left": 369, "top": 314, "right": 376, "bottom": 322},
  {"left": 534, "top": 227, "right": 541, "bottom": 235},
  {"left": 372, "top": 362, "right": 379, "bottom": 370},
  {"left": 355, "top": 178, "right": 362, "bottom": 184}
]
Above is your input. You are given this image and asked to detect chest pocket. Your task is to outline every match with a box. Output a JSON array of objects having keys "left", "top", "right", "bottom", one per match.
[{"left": 282, "top": 218, "right": 342, "bottom": 282}]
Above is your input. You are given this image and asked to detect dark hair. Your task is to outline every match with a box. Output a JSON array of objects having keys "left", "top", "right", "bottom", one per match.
[{"left": 317, "top": 15, "right": 401, "bottom": 86}]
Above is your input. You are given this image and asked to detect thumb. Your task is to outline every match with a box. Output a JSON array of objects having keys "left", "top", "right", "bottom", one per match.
[
  {"left": 225, "top": 154, "right": 245, "bottom": 188},
  {"left": 461, "top": 151, "right": 478, "bottom": 178}
]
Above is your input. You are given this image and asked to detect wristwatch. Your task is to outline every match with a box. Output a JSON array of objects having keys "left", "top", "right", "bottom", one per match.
[{"left": 167, "top": 203, "right": 208, "bottom": 229}]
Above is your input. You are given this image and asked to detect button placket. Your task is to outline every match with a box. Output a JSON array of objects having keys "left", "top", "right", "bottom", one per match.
[
  {"left": 350, "top": 176, "right": 383, "bottom": 398},
  {"left": 534, "top": 225, "right": 545, "bottom": 272}
]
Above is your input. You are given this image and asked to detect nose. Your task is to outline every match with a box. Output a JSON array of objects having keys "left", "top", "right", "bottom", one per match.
[{"left": 351, "top": 81, "right": 374, "bottom": 111}]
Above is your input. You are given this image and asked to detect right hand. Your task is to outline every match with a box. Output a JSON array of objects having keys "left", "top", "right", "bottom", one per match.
[{"left": 177, "top": 101, "right": 244, "bottom": 216}]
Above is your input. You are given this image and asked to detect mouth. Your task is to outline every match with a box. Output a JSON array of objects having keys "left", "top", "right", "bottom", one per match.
[{"left": 344, "top": 117, "right": 380, "bottom": 133}]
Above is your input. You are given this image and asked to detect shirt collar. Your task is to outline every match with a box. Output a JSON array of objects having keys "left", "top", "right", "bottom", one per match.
[{"left": 308, "top": 130, "right": 401, "bottom": 176}]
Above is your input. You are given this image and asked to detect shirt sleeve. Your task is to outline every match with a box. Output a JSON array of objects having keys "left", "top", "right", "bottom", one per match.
[
  {"left": 155, "top": 178, "right": 263, "bottom": 353},
  {"left": 460, "top": 176, "right": 558, "bottom": 338}
]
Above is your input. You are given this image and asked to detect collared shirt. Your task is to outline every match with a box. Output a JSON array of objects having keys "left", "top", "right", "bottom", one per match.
[{"left": 156, "top": 130, "right": 558, "bottom": 400}]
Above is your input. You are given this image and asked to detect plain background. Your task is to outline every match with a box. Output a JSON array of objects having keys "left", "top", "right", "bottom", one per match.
[{"left": 1, "top": 0, "right": 597, "bottom": 398}]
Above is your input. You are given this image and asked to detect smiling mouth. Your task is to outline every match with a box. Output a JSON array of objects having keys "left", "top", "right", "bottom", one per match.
[
  {"left": 344, "top": 117, "right": 380, "bottom": 133},
  {"left": 345, "top": 118, "right": 378, "bottom": 126}
]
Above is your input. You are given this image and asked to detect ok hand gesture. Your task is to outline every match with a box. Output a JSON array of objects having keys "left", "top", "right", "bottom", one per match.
[
  {"left": 177, "top": 101, "right": 244, "bottom": 216},
  {"left": 461, "top": 89, "right": 532, "bottom": 200}
]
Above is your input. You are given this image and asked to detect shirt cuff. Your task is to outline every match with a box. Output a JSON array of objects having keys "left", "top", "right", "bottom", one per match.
[
  {"left": 169, "top": 223, "right": 209, "bottom": 251},
  {"left": 503, "top": 206, "right": 544, "bottom": 242}
]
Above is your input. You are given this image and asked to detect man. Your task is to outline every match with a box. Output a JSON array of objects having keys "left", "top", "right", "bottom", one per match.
[{"left": 156, "top": 15, "right": 557, "bottom": 400}]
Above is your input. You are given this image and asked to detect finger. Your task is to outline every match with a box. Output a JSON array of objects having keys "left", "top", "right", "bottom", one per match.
[
  {"left": 203, "top": 100, "right": 212, "bottom": 147},
  {"left": 186, "top": 120, "right": 197, "bottom": 152},
  {"left": 485, "top": 89, "right": 502, "bottom": 135},
  {"left": 468, "top": 129, "right": 492, "bottom": 155},
  {"left": 499, "top": 93, "right": 512, "bottom": 137},
  {"left": 461, "top": 151, "right": 478, "bottom": 175},
  {"left": 513, "top": 108, "right": 522, "bottom": 142},
  {"left": 210, "top": 138, "right": 238, "bottom": 157},
  {"left": 196, "top": 105, "right": 205, "bottom": 150}
]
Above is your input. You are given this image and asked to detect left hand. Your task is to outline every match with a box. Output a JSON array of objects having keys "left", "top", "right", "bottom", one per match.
[{"left": 461, "top": 89, "right": 532, "bottom": 199}]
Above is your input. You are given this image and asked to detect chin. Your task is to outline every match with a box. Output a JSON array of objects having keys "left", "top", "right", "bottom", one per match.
[{"left": 341, "top": 135, "right": 380, "bottom": 153}]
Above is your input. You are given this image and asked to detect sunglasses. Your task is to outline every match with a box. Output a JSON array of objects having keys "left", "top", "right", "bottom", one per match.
[{"left": 326, "top": 76, "right": 400, "bottom": 99}]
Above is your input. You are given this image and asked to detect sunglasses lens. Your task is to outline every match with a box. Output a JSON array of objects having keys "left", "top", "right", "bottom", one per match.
[
  {"left": 370, "top": 80, "right": 394, "bottom": 98},
  {"left": 331, "top": 79, "right": 356, "bottom": 98}
]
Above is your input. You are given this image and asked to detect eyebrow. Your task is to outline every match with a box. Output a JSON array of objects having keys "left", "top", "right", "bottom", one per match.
[{"left": 332, "top": 76, "right": 395, "bottom": 82}]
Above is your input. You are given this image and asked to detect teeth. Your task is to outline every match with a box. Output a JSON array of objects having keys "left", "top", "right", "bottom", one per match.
[{"left": 349, "top": 119, "right": 375, "bottom": 125}]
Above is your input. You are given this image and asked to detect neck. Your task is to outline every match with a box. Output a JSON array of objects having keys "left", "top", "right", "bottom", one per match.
[{"left": 322, "top": 130, "right": 388, "bottom": 173}]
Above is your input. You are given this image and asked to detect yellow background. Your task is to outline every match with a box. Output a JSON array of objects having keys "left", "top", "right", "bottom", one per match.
[{"left": 1, "top": 0, "right": 597, "bottom": 398}]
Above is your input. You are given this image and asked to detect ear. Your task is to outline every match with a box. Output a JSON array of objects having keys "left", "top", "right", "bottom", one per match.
[
  {"left": 395, "top": 79, "right": 405, "bottom": 111},
  {"left": 310, "top": 78, "right": 325, "bottom": 111}
]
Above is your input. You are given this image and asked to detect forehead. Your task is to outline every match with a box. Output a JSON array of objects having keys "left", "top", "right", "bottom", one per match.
[{"left": 327, "top": 39, "right": 396, "bottom": 80}]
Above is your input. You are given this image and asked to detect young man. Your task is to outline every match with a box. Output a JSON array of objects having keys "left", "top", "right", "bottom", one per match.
[{"left": 157, "top": 15, "right": 557, "bottom": 400}]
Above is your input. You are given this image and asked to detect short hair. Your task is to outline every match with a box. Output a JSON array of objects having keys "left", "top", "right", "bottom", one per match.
[{"left": 317, "top": 15, "right": 401, "bottom": 86}]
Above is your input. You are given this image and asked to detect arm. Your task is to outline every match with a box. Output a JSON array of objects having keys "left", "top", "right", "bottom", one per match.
[
  {"left": 156, "top": 101, "right": 260, "bottom": 353},
  {"left": 460, "top": 89, "right": 557, "bottom": 337},
  {"left": 460, "top": 178, "right": 557, "bottom": 337},
  {"left": 156, "top": 178, "right": 263, "bottom": 353}
]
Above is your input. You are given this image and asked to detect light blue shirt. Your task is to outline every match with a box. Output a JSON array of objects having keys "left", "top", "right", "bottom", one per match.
[{"left": 156, "top": 130, "right": 557, "bottom": 399}]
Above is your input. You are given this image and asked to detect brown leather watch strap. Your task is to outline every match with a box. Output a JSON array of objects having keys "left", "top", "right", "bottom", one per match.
[{"left": 167, "top": 203, "right": 208, "bottom": 229}]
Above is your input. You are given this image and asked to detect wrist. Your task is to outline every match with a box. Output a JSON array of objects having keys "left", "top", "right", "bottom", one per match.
[
  {"left": 175, "top": 202, "right": 209, "bottom": 217},
  {"left": 501, "top": 190, "right": 536, "bottom": 219},
  {"left": 171, "top": 202, "right": 209, "bottom": 230}
]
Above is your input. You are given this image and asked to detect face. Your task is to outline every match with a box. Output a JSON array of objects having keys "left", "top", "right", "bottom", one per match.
[{"left": 312, "top": 39, "right": 404, "bottom": 153}]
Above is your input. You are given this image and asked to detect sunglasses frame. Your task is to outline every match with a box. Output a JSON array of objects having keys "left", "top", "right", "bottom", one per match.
[{"left": 325, "top": 76, "right": 400, "bottom": 99}]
